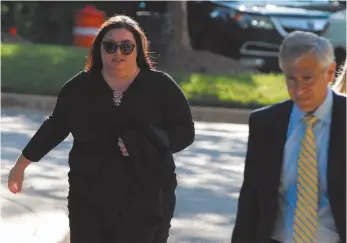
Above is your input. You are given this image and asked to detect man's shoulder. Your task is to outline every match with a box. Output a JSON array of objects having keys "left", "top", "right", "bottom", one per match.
[
  {"left": 250, "top": 99, "right": 293, "bottom": 122},
  {"left": 333, "top": 91, "right": 347, "bottom": 103},
  {"left": 332, "top": 91, "right": 346, "bottom": 116}
]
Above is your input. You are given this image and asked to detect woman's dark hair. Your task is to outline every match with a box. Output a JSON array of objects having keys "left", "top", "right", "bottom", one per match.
[{"left": 85, "top": 15, "right": 153, "bottom": 72}]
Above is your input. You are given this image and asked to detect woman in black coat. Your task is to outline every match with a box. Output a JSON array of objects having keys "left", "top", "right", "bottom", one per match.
[{"left": 8, "top": 15, "right": 195, "bottom": 243}]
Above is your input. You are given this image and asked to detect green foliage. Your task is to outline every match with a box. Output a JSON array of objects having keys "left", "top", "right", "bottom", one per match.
[
  {"left": 1, "top": 43, "right": 88, "bottom": 95},
  {"left": 175, "top": 72, "right": 288, "bottom": 108},
  {"left": 1, "top": 43, "right": 289, "bottom": 108}
]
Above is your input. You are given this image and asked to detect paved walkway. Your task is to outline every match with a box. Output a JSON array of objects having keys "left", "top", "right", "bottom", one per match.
[{"left": 1, "top": 107, "right": 248, "bottom": 243}]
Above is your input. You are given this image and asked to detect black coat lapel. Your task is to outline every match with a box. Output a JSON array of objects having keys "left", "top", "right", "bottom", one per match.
[
  {"left": 270, "top": 100, "right": 293, "bottom": 191},
  {"left": 326, "top": 92, "right": 346, "bottom": 240},
  {"left": 261, "top": 100, "right": 293, "bottom": 226},
  {"left": 327, "top": 92, "right": 346, "bottom": 190}
]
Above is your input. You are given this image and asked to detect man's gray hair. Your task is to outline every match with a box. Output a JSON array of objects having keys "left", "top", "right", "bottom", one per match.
[{"left": 278, "top": 31, "right": 335, "bottom": 70}]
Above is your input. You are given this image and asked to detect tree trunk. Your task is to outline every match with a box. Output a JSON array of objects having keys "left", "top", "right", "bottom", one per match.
[{"left": 167, "top": 1, "right": 190, "bottom": 49}]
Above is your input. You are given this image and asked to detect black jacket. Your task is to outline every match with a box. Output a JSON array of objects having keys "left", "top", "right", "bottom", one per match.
[
  {"left": 231, "top": 92, "right": 346, "bottom": 243},
  {"left": 21, "top": 69, "right": 195, "bottom": 227},
  {"left": 86, "top": 125, "right": 178, "bottom": 226}
]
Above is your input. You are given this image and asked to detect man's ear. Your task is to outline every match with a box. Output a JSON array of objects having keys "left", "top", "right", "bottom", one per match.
[{"left": 327, "top": 61, "right": 337, "bottom": 83}]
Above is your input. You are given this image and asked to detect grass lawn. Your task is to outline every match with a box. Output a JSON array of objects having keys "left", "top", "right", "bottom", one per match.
[
  {"left": 1, "top": 43, "right": 88, "bottom": 95},
  {"left": 1, "top": 43, "right": 289, "bottom": 108}
]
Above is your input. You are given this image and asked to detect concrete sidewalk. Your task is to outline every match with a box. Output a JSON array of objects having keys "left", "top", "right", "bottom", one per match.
[
  {"left": 1, "top": 108, "right": 71, "bottom": 243},
  {"left": 1, "top": 107, "right": 248, "bottom": 243},
  {"left": 0, "top": 185, "right": 69, "bottom": 243}
]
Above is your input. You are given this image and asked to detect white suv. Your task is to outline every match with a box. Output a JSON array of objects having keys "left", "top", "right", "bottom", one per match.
[{"left": 322, "top": 8, "right": 346, "bottom": 70}]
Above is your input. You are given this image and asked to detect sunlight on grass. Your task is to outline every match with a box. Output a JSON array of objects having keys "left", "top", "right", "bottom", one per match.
[
  {"left": 1, "top": 43, "right": 88, "bottom": 95},
  {"left": 1, "top": 43, "right": 23, "bottom": 57},
  {"left": 180, "top": 73, "right": 288, "bottom": 106},
  {"left": 1, "top": 43, "right": 88, "bottom": 65},
  {"left": 2, "top": 43, "right": 289, "bottom": 107}
]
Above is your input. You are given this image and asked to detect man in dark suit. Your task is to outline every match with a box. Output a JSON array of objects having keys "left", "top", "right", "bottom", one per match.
[{"left": 231, "top": 31, "right": 346, "bottom": 243}]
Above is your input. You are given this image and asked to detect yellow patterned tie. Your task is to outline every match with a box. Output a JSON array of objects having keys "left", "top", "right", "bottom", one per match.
[{"left": 292, "top": 115, "right": 319, "bottom": 243}]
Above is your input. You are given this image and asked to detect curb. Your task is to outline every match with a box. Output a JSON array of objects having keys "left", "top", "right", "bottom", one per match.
[
  {"left": 1, "top": 92, "right": 252, "bottom": 124},
  {"left": 191, "top": 106, "right": 251, "bottom": 124}
]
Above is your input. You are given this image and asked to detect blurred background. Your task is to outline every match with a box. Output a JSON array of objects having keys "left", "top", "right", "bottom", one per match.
[
  {"left": 1, "top": 0, "right": 346, "bottom": 110},
  {"left": 1, "top": 1, "right": 346, "bottom": 242}
]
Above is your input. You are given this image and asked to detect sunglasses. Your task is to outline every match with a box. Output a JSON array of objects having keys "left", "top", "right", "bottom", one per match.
[{"left": 102, "top": 40, "right": 136, "bottom": 55}]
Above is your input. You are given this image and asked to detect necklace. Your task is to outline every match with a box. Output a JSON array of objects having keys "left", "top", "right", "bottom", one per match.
[
  {"left": 112, "top": 88, "right": 124, "bottom": 106},
  {"left": 103, "top": 68, "right": 140, "bottom": 106}
]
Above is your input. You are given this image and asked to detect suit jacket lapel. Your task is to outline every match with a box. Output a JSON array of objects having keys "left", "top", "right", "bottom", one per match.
[
  {"left": 326, "top": 92, "right": 346, "bottom": 240},
  {"left": 261, "top": 100, "right": 293, "bottom": 228},
  {"left": 271, "top": 100, "right": 293, "bottom": 191},
  {"left": 327, "top": 92, "right": 344, "bottom": 190}
]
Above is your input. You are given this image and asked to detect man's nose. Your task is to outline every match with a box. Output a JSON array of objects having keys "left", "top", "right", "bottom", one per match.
[{"left": 294, "top": 86, "right": 307, "bottom": 97}]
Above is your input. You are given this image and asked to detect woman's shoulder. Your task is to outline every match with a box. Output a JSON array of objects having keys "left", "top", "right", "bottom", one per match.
[
  {"left": 60, "top": 70, "right": 94, "bottom": 92},
  {"left": 145, "top": 69, "right": 178, "bottom": 87},
  {"left": 146, "top": 69, "right": 172, "bottom": 78}
]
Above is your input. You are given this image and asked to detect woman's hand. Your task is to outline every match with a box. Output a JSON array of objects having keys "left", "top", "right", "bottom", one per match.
[
  {"left": 8, "top": 166, "right": 25, "bottom": 194},
  {"left": 118, "top": 137, "right": 129, "bottom": 156},
  {"left": 8, "top": 154, "right": 31, "bottom": 194}
]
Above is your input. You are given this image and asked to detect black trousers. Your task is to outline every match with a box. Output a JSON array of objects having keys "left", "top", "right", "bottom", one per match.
[{"left": 68, "top": 189, "right": 176, "bottom": 243}]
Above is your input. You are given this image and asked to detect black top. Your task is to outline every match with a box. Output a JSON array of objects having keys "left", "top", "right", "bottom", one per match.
[{"left": 22, "top": 69, "right": 195, "bottom": 197}]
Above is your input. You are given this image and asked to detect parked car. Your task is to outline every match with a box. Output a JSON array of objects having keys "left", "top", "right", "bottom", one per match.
[
  {"left": 187, "top": 1, "right": 343, "bottom": 72},
  {"left": 264, "top": 0, "right": 345, "bottom": 12},
  {"left": 321, "top": 8, "right": 346, "bottom": 70}
]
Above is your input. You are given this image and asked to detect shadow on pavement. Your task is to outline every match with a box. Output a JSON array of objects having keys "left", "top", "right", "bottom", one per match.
[{"left": 1, "top": 108, "right": 248, "bottom": 243}]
